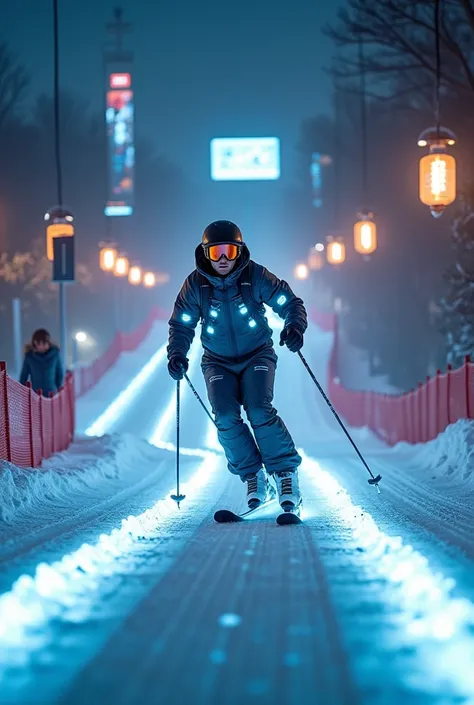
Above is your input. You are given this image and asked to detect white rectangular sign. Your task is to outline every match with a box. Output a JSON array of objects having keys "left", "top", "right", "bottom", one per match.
[{"left": 210, "top": 137, "right": 280, "bottom": 181}]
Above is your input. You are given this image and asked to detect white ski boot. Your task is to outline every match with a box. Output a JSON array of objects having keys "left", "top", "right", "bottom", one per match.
[
  {"left": 246, "top": 469, "right": 275, "bottom": 509},
  {"left": 275, "top": 470, "right": 302, "bottom": 512}
]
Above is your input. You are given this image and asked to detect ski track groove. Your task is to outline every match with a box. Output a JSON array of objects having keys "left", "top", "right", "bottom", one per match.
[{"left": 59, "top": 478, "right": 360, "bottom": 705}]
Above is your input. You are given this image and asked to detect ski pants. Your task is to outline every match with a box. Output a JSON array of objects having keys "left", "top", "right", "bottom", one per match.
[{"left": 202, "top": 347, "right": 301, "bottom": 480}]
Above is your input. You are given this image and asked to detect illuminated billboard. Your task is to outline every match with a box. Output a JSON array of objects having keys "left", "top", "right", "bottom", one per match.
[
  {"left": 105, "top": 73, "right": 135, "bottom": 216},
  {"left": 210, "top": 137, "right": 280, "bottom": 181}
]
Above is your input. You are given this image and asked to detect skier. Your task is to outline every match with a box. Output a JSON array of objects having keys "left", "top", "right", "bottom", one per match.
[{"left": 167, "top": 221, "right": 307, "bottom": 512}]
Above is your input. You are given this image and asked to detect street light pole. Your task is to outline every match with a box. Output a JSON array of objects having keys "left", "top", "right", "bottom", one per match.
[{"left": 52, "top": 0, "right": 67, "bottom": 361}]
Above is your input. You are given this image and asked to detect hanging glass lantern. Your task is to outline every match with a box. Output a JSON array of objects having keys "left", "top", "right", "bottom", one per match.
[
  {"left": 114, "top": 254, "right": 129, "bottom": 277},
  {"left": 354, "top": 211, "right": 377, "bottom": 255},
  {"left": 327, "top": 239, "right": 346, "bottom": 265},
  {"left": 294, "top": 263, "right": 309, "bottom": 280},
  {"left": 99, "top": 241, "right": 117, "bottom": 272},
  {"left": 143, "top": 272, "right": 156, "bottom": 288},
  {"left": 128, "top": 265, "right": 142, "bottom": 285},
  {"left": 418, "top": 126, "right": 456, "bottom": 218}
]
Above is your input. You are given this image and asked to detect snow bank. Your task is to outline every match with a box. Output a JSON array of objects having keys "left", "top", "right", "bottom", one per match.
[
  {"left": 0, "top": 434, "right": 167, "bottom": 532},
  {"left": 394, "top": 419, "right": 474, "bottom": 486}
]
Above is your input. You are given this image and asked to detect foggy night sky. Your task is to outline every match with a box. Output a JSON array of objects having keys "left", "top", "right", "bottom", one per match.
[
  {"left": 1, "top": 0, "right": 342, "bottom": 273},
  {"left": 1, "top": 0, "right": 340, "bottom": 183}
]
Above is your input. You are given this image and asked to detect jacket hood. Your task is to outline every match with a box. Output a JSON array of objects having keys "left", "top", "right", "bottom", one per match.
[{"left": 194, "top": 243, "right": 251, "bottom": 289}]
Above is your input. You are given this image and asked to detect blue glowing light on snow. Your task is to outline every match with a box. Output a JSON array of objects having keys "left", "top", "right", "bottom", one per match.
[
  {"left": 218, "top": 613, "right": 242, "bottom": 628},
  {"left": 0, "top": 423, "right": 220, "bottom": 672},
  {"left": 300, "top": 451, "right": 474, "bottom": 699},
  {"left": 85, "top": 343, "right": 167, "bottom": 437}
]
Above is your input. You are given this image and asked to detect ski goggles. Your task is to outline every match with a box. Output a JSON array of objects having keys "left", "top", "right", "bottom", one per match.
[{"left": 206, "top": 243, "right": 240, "bottom": 262}]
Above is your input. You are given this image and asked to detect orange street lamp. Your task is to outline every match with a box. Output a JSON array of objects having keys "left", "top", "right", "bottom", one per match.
[
  {"left": 128, "top": 265, "right": 142, "bottom": 285},
  {"left": 143, "top": 271, "right": 156, "bottom": 288},
  {"left": 354, "top": 212, "right": 377, "bottom": 255},
  {"left": 294, "top": 263, "right": 309, "bottom": 280},
  {"left": 327, "top": 240, "right": 346, "bottom": 265},
  {"left": 45, "top": 207, "right": 74, "bottom": 261},
  {"left": 114, "top": 254, "right": 129, "bottom": 277},
  {"left": 99, "top": 242, "right": 118, "bottom": 272}
]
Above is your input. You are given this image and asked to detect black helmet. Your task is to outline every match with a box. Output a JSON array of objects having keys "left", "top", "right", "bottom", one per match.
[{"left": 202, "top": 220, "right": 243, "bottom": 247}]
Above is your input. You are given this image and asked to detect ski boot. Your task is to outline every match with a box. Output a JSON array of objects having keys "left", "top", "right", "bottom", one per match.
[
  {"left": 275, "top": 470, "right": 302, "bottom": 513},
  {"left": 246, "top": 469, "right": 275, "bottom": 509}
]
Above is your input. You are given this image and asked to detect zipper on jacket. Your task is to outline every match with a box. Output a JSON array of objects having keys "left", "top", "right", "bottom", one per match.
[{"left": 224, "top": 285, "right": 239, "bottom": 357}]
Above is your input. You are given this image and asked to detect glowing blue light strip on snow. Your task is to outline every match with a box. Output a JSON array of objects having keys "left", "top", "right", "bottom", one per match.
[
  {"left": 149, "top": 340, "right": 201, "bottom": 448},
  {"left": 0, "top": 439, "right": 220, "bottom": 676},
  {"left": 300, "top": 452, "right": 474, "bottom": 699},
  {"left": 84, "top": 343, "right": 167, "bottom": 437}
]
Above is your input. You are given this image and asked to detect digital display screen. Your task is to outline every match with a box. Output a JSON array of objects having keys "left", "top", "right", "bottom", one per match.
[
  {"left": 105, "top": 83, "right": 135, "bottom": 216},
  {"left": 210, "top": 137, "right": 280, "bottom": 181}
]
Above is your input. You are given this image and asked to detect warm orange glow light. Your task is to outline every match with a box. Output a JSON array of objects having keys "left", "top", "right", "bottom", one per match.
[
  {"left": 129, "top": 265, "right": 142, "bottom": 285},
  {"left": 327, "top": 241, "right": 346, "bottom": 265},
  {"left": 419, "top": 153, "right": 456, "bottom": 209},
  {"left": 143, "top": 272, "right": 156, "bottom": 287},
  {"left": 294, "top": 263, "right": 309, "bottom": 280},
  {"left": 100, "top": 247, "right": 117, "bottom": 272},
  {"left": 354, "top": 220, "right": 377, "bottom": 255},
  {"left": 114, "top": 256, "right": 129, "bottom": 277},
  {"left": 46, "top": 223, "right": 74, "bottom": 261}
]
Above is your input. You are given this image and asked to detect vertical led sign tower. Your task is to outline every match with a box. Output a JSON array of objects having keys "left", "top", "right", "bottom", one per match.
[{"left": 104, "top": 8, "right": 134, "bottom": 217}]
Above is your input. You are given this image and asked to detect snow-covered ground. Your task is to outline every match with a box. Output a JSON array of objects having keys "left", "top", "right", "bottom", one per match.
[{"left": 0, "top": 318, "right": 473, "bottom": 704}]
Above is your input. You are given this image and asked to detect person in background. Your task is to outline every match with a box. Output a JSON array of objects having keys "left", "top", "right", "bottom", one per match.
[{"left": 19, "top": 328, "right": 64, "bottom": 397}]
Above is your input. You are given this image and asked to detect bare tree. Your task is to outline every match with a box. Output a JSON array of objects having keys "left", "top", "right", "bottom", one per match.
[
  {"left": 325, "top": 0, "right": 474, "bottom": 103},
  {"left": 0, "top": 42, "right": 29, "bottom": 128}
]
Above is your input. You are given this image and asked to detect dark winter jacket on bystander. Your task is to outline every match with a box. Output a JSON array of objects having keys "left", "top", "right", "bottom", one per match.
[{"left": 19, "top": 345, "right": 64, "bottom": 397}]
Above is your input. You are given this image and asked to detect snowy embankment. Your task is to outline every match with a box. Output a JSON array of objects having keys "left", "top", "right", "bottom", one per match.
[
  {"left": 0, "top": 434, "right": 168, "bottom": 545},
  {"left": 393, "top": 418, "right": 474, "bottom": 487},
  {"left": 0, "top": 319, "right": 170, "bottom": 548}
]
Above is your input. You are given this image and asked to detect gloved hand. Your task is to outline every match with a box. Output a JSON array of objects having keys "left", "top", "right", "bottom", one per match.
[
  {"left": 168, "top": 354, "right": 189, "bottom": 381},
  {"left": 279, "top": 326, "right": 304, "bottom": 353}
]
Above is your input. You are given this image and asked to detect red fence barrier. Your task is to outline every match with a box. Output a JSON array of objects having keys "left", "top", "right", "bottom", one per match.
[
  {"left": 316, "top": 311, "right": 474, "bottom": 446},
  {"left": 0, "top": 363, "right": 74, "bottom": 467},
  {"left": 75, "top": 305, "right": 167, "bottom": 398},
  {"left": 0, "top": 306, "right": 168, "bottom": 467}
]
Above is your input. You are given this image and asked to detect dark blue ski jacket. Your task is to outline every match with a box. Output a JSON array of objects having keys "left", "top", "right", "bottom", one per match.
[
  {"left": 167, "top": 244, "right": 307, "bottom": 362},
  {"left": 19, "top": 345, "right": 64, "bottom": 396}
]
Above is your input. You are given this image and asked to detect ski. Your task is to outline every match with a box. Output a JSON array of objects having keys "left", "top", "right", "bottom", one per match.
[
  {"left": 276, "top": 503, "right": 302, "bottom": 525},
  {"left": 214, "top": 498, "right": 276, "bottom": 523}
]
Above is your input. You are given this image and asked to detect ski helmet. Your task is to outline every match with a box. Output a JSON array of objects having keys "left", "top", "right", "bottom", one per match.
[{"left": 202, "top": 221, "right": 244, "bottom": 247}]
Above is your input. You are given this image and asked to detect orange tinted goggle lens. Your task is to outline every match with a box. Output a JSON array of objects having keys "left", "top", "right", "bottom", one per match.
[{"left": 208, "top": 244, "right": 239, "bottom": 261}]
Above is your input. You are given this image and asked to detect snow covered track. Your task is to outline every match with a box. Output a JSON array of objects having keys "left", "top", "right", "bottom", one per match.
[{"left": 0, "top": 324, "right": 473, "bottom": 703}]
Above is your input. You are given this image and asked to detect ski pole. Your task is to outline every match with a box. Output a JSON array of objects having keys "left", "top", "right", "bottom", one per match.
[
  {"left": 297, "top": 350, "right": 382, "bottom": 492},
  {"left": 183, "top": 371, "right": 217, "bottom": 427},
  {"left": 170, "top": 379, "right": 186, "bottom": 508}
]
